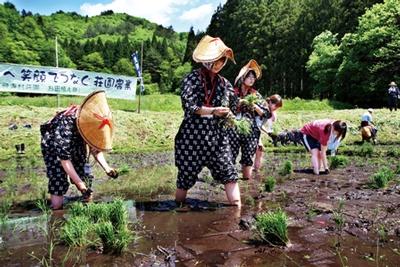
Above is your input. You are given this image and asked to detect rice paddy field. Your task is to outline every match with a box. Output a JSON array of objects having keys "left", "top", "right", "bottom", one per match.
[{"left": 0, "top": 95, "right": 399, "bottom": 266}]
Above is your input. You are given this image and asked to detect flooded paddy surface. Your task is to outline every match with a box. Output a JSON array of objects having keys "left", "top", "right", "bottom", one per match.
[{"left": 1, "top": 152, "right": 400, "bottom": 266}]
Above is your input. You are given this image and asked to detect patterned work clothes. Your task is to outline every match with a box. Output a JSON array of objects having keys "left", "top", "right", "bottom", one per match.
[
  {"left": 40, "top": 110, "right": 90, "bottom": 196},
  {"left": 228, "top": 88, "right": 270, "bottom": 167},
  {"left": 175, "top": 68, "right": 239, "bottom": 190}
]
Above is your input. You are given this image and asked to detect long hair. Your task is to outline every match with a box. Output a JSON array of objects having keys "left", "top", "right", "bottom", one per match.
[{"left": 332, "top": 120, "right": 347, "bottom": 140}]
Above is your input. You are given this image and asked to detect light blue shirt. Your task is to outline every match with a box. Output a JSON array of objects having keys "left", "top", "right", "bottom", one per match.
[{"left": 361, "top": 112, "right": 372, "bottom": 123}]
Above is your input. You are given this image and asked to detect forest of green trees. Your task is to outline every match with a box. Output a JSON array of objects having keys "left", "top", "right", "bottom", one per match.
[
  {"left": 198, "top": 0, "right": 400, "bottom": 107},
  {"left": 1, "top": 0, "right": 400, "bottom": 106},
  {"left": 0, "top": 2, "right": 191, "bottom": 94}
]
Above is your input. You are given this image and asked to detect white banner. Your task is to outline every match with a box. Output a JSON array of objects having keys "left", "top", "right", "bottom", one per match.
[{"left": 0, "top": 63, "right": 137, "bottom": 100}]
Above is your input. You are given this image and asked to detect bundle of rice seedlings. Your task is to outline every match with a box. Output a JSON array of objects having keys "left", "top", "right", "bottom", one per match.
[
  {"left": 61, "top": 199, "right": 135, "bottom": 254},
  {"left": 86, "top": 202, "right": 111, "bottom": 223},
  {"left": 370, "top": 167, "right": 395, "bottom": 188},
  {"left": 329, "top": 155, "right": 349, "bottom": 169},
  {"left": 118, "top": 164, "right": 131, "bottom": 175},
  {"left": 95, "top": 221, "right": 133, "bottom": 254},
  {"left": 278, "top": 160, "right": 293, "bottom": 176},
  {"left": 60, "top": 216, "right": 92, "bottom": 247},
  {"left": 108, "top": 199, "right": 128, "bottom": 230},
  {"left": 234, "top": 118, "right": 252, "bottom": 136},
  {"left": 68, "top": 202, "right": 86, "bottom": 217},
  {"left": 253, "top": 209, "right": 289, "bottom": 246},
  {"left": 222, "top": 112, "right": 236, "bottom": 128},
  {"left": 241, "top": 94, "right": 259, "bottom": 109},
  {"left": 264, "top": 176, "right": 276, "bottom": 192}
]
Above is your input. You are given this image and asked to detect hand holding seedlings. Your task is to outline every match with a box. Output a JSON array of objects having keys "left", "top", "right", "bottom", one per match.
[
  {"left": 212, "top": 107, "right": 230, "bottom": 117},
  {"left": 106, "top": 169, "right": 119, "bottom": 179}
]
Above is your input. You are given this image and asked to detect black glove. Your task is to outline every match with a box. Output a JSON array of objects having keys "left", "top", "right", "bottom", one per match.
[{"left": 106, "top": 169, "right": 119, "bottom": 179}]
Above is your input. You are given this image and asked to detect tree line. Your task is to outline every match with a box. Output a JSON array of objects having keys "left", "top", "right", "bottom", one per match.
[{"left": 184, "top": 0, "right": 391, "bottom": 106}]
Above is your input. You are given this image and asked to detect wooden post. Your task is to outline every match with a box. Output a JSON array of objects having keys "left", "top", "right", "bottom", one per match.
[
  {"left": 137, "top": 41, "right": 144, "bottom": 113},
  {"left": 55, "top": 36, "right": 60, "bottom": 108}
]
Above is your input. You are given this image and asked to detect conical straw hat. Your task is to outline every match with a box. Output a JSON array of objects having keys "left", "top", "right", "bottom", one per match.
[
  {"left": 192, "top": 35, "right": 235, "bottom": 63},
  {"left": 77, "top": 90, "right": 114, "bottom": 151},
  {"left": 234, "top": 59, "right": 262, "bottom": 85}
]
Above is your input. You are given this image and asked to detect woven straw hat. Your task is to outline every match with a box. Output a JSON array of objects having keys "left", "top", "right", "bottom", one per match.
[
  {"left": 77, "top": 90, "right": 114, "bottom": 151},
  {"left": 234, "top": 59, "right": 262, "bottom": 85},
  {"left": 192, "top": 35, "right": 235, "bottom": 63},
  {"left": 389, "top": 81, "right": 397, "bottom": 86}
]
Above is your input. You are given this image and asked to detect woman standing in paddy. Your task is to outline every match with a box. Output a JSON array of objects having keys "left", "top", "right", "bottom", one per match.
[
  {"left": 174, "top": 35, "right": 241, "bottom": 206},
  {"left": 228, "top": 60, "right": 281, "bottom": 180}
]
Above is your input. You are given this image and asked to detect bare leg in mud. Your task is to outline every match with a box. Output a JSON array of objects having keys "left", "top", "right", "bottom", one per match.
[
  {"left": 175, "top": 188, "right": 187, "bottom": 205},
  {"left": 176, "top": 184, "right": 241, "bottom": 207},
  {"left": 242, "top": 166, "right": 252, "bottom": 180},
  {"left": 224, "top": 182, "right": 241, "bottom": 207},
  {"left": 50, "top": 195, "right": 63, "bottom": 210},
  {"left": 311, "top": 149, "right": 320, "bottom": 175},
  {"left": 253, "top": 139, "right": 264, "bottom": 173}
]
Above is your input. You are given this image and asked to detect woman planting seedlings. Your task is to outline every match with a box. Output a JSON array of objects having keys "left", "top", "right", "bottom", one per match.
[
  {"left": 228, "top": 59, "right": 279, "bottom": 180},
  {"left": 174, "top": 35, "right": 241, "bottom": 207},
  {"left": 40, "top": 90, "right": 118, "bottom": 210},
  {"left": 253, "top": 95, "right": 282, "bottom": 172},
  {"left": 300, "top": 119, "right": 347, "bottom": 175}
]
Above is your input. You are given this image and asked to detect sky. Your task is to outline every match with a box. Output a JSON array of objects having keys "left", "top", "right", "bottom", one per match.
[{"left": 1, "top": 0, "right": 227, "bottom": 32}]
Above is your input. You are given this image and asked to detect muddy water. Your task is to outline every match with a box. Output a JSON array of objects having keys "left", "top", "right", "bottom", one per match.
[{"left": 1, "top": 152, "right": 400, "bottom": 266}]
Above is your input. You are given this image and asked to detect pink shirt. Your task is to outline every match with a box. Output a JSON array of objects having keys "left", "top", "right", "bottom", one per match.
[{"left": 300, "top": 119, "right": 333, "bottom": 146}]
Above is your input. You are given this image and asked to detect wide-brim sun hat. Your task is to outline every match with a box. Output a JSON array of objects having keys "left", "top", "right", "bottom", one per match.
[
  {"left": 192, "top": 35, "right": 235, "bottom": 64},
  {"left": 367, "top": 108, "right": 373, "bottom": 113},
  {"left": 389, "top": 81, "right": 397, "bottom": 86},
  {"left": 234, "top": 59, "right": 262, "bottom": 85},
  {"left": 77, "top": 90, "right": 114, "bottom": 152}
]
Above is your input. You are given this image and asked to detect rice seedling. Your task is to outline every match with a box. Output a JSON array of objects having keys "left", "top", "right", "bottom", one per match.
[
  {"left": 279, "top": 160, "right": 293, "bottom": 176},
  {"left": 234, "top": 118, "right": 252, "bottom": 136},
  {"left": 306, "top": 206, "right": 318, "bottom": 221},
  {"left": 240, "top": 94, "right": 259, "bottom": 108},
  {"left": 357, "top": 142, "right": 374, "bottom": 157},
  {"left": 108, "top": 199, "right": 128, "bottom": 230},
  {"left": 86, "top": 202, "right": 111, "bottom": 223},
  {"left": 329, "top": 155, "right": 349, "bottom": 169},
  {"left": 332, "top": 199, "right": 345, "bottom": 232},
  {"left": 34, "top": 190, "right": 51, "bottom": 216},
  {"left": 0, "top": 199, "right": 12, "bottom": 224},
  {"left": 60, "top": 216, "right": 93, "bottom": 247},
  {"left": 95, "top": 221, "right": 133, "bottom": 254},
  {"left": 61, "top": 199, "right": 134, "bottom": 254},
  {"left": 369, "top": 167, "right": 395, "bottom": 189},
  {"left": 118, "top": 164, "right": 131, "bottom": 176},
  {"left": 377, "top": 224, "right": 388, "bottom": 243},
  {"left": 35, "top": 199, "right": 51, "bottom": 217},
  {"left": 30, "top": 220, "right": 66, "bottom": 267},
  {"left": 253, "top": 209, "right": 289, "bottom": 246},
  {"left": 264, "top": 176, "right": 276, "bottom": 192},
  {"left": 394, "top": 164, "right": 400, "bottom": 175}
]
